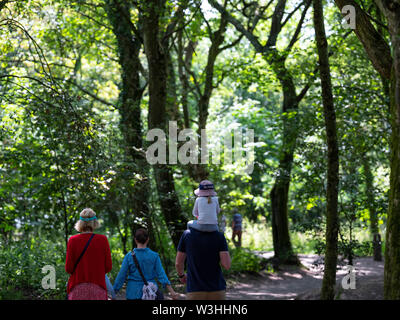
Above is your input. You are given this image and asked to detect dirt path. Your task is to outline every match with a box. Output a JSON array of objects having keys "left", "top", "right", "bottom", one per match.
[
  {"left": 226, "top": 253, "right": 384, "bottom": 300},
  {"left": 115, "top": 253, "right": 384, "bottom": 300}
]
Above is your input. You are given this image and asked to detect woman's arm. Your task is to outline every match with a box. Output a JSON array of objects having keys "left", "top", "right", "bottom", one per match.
[
  {"left": 165, "top": 284, "right": 179, "bottom": 300},
  {"left": 65, "top": 238, "right": 74, "bottom": 274},
  {"left": 154, "top": 254, "right": 171, "bottom": 286},
  {"left": 104, "top": 237, "right": 112, "bottom": 274},
  {"left": 112, "top": 255, "right": 129, "bottom": 293},
  {"left": 154, "top": 255, "right": 179, "bottom": 299},
  {"left": 105, "top": 274, "right": 116, "bottom": 299}
]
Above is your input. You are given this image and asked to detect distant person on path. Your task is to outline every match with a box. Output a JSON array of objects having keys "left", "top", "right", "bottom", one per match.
[
  {"left": 65, "top": 208, "right": 112, "bottom": 300},
  {"left": 175, "top": 226, "right": 231, "bottom": 300},
  {"left": 232, "top": 208, "right": 243, "bottom": 247},
  {"left": 113, "top": 228, "right": 178, "bottom": 300},
  {"left": 187, "top": 180, "right": 221, "bottom": 232}
]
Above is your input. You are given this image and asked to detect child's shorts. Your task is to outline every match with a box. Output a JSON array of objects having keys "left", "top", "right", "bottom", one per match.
[{"left": 187, "top": 220, "right": 219, "bottom": 232}]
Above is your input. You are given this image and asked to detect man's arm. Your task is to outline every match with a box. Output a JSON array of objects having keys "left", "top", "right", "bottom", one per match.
[
  {"left": 219, "top": 251, "right": 231, "bottom": 270},
  {"left": 175, "top": 251, "right": 187, "bottom": 283}
]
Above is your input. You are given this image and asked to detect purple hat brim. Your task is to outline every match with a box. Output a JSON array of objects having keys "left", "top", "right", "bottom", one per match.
[{"left": 194, "top": 188, "right": 217, "bottom": 197}]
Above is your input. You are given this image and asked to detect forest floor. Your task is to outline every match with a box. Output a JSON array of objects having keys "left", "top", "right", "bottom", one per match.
[
  {"left": 115, "top": 252, "right": 384, "bottom": 300},
  {"left": 224, "top": 252, "right": 384, "bottom": 300}
]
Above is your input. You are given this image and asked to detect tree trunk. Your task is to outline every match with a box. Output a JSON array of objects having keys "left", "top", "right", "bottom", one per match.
[
  {"left": 142, "top": 0, "right": 187, "bottom": 248},
  {"left": 333, "top": 0, "right": 392, "bottom": 79},
  {"left": 177, "top": 34, "right": 196, "bottom": 129},
  {"left": 385, "top": 69, "right": 400, "bottom": 298},
  {"left": 208, "top": 0, "right": 312, "bottom": 265},
  {"left": 313, "top": 0, "right": 340, "bottom": 300},
  {"left": 166, "top": 49, "right": 182, "bottom": 127},
  {"left": 105, "top": 0, "right": 153, "bottom": 247},
  {"left": 268, "top": 53, "right": 300, "bottom": 265},
  {"left": 270, "top": 178, "right": 297, "bottom": 264},
  {"left": 334, "top": 0, "right": 400, "bottom": 301},
  {"left": 373, "top": 0, "right": 400, "bottom": 300},
  {"left": 362, "top": 154, "right": 382, "bottom": 261},
  {"left": 178, "top": 16, "right": 228, "bottom": 182}
]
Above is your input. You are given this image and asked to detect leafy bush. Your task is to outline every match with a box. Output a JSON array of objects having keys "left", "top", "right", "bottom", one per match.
[
  {"left": 224, "top": 246, "right": 265, "bottom": 276},
  {"left": 0, "top": 238, "right": 68, "bottom": 300},
  {"left": 0, "top": 236, "right": 127, "bottom": 300},
  {"left": 312, "top": 237, "right": 379, "bottom": 259},
  {"left": 106, "top": 234, "right": 126, "bottom": 283}
]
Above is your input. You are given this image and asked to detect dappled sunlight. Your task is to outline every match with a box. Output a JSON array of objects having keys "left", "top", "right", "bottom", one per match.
[
  {"left": 282, "top": 272, "right": 303, "bottom": 279},
  {"left": 226, "top": 255, "right": 383, "bottom": 300},
  {"left": 0, "top": 0, "right": 392, "bottom": 302}
]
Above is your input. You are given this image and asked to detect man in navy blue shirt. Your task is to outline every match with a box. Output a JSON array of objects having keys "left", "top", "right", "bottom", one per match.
[{"left": 175, "top": 227, "right": 231, "bottom": 300}]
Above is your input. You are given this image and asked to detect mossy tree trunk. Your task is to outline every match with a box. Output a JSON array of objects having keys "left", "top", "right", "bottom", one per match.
[
  {"left": 333, "top": 0, "right": 400, "bottom": 300},
  {"left": 374, "top": 0, "right": 400, "bottom": 300},
  {"left": 141, "top": 0, "right": 187, "bottom": 248},
  {"left": 105, "top": 0, "right": 153, "bottom": 248},
  {"left": 385, "top": 68, "right": 400, "bottom": 298},
  {"left": 313, "top": 0, "right": 340, "bottom": 300},
  {"left": 268, "top": 53, "right": 301, "bottom": 265}
]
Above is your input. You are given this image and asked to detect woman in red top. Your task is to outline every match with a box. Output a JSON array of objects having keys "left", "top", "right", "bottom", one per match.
[{"left": 65, "top": 208, "right": 112, "bottom": 300}]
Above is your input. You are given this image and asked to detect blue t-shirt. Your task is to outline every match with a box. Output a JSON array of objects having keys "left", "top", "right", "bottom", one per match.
[
  {"left": 113, "top": 248, "right": 171, "bottom": 300},
  {"left": 177, "top": 228, "right": 228, "bottom": 292},
  {"left": 233, "top": 213, "right": 242, "bottom": 230}
]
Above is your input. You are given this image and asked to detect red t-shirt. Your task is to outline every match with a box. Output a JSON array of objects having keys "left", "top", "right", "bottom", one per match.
[{"left": 65, "top": 233, "right": 112, "bottom": 293}]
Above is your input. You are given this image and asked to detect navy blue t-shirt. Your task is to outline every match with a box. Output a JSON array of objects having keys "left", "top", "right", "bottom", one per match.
[{"left": 177, "top": 228, "right": 228, "bottom": 292}]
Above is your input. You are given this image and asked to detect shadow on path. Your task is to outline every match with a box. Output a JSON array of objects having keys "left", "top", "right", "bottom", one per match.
[{"left": 226, "top": 253, "right": 384, "bottom": 300}]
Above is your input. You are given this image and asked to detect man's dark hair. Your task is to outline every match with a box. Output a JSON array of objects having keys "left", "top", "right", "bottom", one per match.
[{"left": 135, "top": 228, "right": 149, "bottom": 244}]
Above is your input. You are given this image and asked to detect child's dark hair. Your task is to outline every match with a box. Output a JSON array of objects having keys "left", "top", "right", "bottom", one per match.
[{"left": 135, "top": 228, "right": 149, "bottom": 244}]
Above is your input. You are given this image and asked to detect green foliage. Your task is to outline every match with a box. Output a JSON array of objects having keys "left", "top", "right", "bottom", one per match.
[
  {"left": 0, "top": 0, "right": 392, "bottom": 299},
  {"left": 107, "top": 234, "right": 125, "bottom": 282},
  {"left": 224, "top": 246, "right": 265, "bottom": 276},
  {"left": 312, "top": 234, "right": 383, "bottom": 259},
  {"left": 0, "top": 238, "right": 68, "bottom": 300}
]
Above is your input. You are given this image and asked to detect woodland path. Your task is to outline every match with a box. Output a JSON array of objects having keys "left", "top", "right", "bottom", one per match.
[
  {"left": 115, "top": 253, "right": 384, "bottom": 300},
  {"left": 225, "top": 253, "right": 384, "bottom": 300}
]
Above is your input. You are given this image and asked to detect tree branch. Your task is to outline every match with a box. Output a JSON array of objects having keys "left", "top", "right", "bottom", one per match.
[
  {"left": 266, "top": 0, "right": 287, "bottom": 48},
  {"left": 281, "top": 0, "right": 305, "bottom": 29},
  {"left": 285, "top": 0, "right": 311, "bottom": 53},
  {"left": 296, "top": 30, "right": 352, "bottom": 103},
  {"left": 54, "top": 77, "right": 115, "bottom": 107},
  {"left": 208, "top": 0, "right": 264, "bottom": 52},
  {"left": 0, "top": 0, "right": 9, "bottom": 11},
  {"left": 333, "top": 0, "right": 392, "bottom": 79}
]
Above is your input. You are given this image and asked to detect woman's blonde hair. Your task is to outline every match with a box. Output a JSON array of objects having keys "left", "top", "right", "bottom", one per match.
[{"left": 74, "top": 208, "right": 100, "bottom": 233}]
